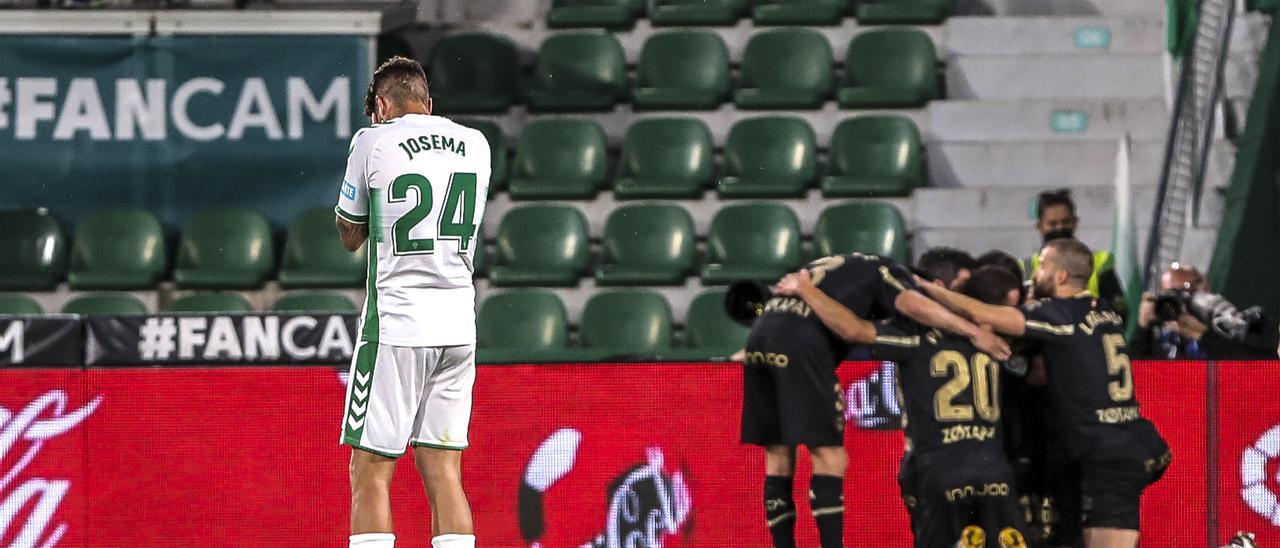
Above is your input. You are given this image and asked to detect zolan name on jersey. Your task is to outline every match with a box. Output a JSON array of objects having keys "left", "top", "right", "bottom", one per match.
[{"left": 0, "top": 76, "right": 350, "bottom": 141}]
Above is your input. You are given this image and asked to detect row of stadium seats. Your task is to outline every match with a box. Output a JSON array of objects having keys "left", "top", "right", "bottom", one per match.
[
  {"left": 0, "top": 289, "right": 749, "bottom": 359},
  {"left": 546, "top": 0, "right": 951, "bottom": 27},
  {"left": 0, "top": 202, "right": 906, "bottom": 291},
  {"left": 463, "top": 115, "right": 925, "bottom": 199},
  {"left": 430, "top": 28, "right": 940, "bottom": 113}
]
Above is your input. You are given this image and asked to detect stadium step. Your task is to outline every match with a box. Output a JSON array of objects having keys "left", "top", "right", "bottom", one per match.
[
  {"left": 926, "top": 98, "right": 1172, "bottom": 142},
  {"left": 957, "top": 0, "right": 1162, "bottom": 17},
  {"left": 927, "top": 140, "right": 1236, "bottom": 189},
  {"left": 914, "top": 225, "right": 1219, "bottom": 272},
  {"left": 910, "top": 185, "right": 1224, "bottom": 230},
  {"left": 945, "top": 14, "right": 1268, "bottom": 57},
  {"left": 947, "top": 54, "right": 1165, "bottom": 100}
]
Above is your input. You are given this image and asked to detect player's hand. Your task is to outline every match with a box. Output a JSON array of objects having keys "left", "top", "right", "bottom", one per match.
[
  {"left": 774, "top": 269, "right": 813, "bottom": 297},
  {"left": 971, "top": 325, "right": 1012, "bottom": 360}
]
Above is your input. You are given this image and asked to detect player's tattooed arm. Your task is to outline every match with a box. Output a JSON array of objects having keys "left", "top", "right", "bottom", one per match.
[
  {"left": 336, "top": 216, "right": 369, "bottom": 252},
  {"left": 776, "top": 269, "right": 876, "bottom": 344},
  {"left": 914, "top": 283, "right": 1027, "bottom": 337},
  {"left": 894, "top": 290, "right": 1012, "bottom": 359}
]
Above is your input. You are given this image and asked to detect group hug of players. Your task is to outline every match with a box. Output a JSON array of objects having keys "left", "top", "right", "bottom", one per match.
[{"left": 738, "top": 238, "right": 1172, "bottom": 548}]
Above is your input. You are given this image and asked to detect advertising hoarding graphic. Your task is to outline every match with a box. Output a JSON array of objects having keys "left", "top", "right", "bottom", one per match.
[
  {"left": 1218, "top": 362, "right": 1280, "bottom": 545},
  {"left": 1241, "top": 424, "right": 1280, "bottom": 525},
  {"left": 0, "top": 361, "right": 1234, "bottom": 546},
  {"left": 0, "top": 318, "right": 82, "bottom": 367},
  {"left": 85, "top": 313, "right": 358, "bottom": 365}
]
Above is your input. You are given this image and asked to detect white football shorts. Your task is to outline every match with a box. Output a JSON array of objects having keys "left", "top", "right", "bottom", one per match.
[{"left": 340, "top": 341, "right": 476, "bottom": 456}]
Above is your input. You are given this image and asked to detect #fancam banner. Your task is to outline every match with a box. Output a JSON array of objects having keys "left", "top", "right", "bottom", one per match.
[
  {"left": 0, "top": 34, "right": 371, "bottom": 227},
  {"left": 0, "top": 317, "right": 82, "bottom": 367},
  {"left": 84, "top": 313, "right": 359, "bottom": 365}
]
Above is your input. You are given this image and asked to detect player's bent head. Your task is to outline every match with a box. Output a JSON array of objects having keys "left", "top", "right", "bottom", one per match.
[
  {"left": 975, "top": 250, "right": 1022, "bottom": 279},
  {"left": 962, "top": 266, "right": 1023, "bottom": 307},
  {"left": 366, "top": 55, "right": 431, "bottom": 118},
  {"left": 916, "top": 247, "right": 977, "bottom": 290},
  {"left": 1040, "top": 238, "right": 1093, "bottom": 289}
]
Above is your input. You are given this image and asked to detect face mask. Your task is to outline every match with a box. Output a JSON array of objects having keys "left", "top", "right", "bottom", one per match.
[{"left": 1042, "top": 227, "right": 1075, "bottom": 244}]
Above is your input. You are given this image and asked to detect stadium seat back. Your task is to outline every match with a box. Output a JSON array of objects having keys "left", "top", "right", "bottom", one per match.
[
  {"left": 530, "top": 33, "right": 627, "bottom": 112},
  {"left": 548, "top": 0, "right": 644, "bottom": 28},
  {"left": 651, "top": 0, "right": 748, "bottom": 25},
  {"left": 598, "top": 204, "right": 696, "bottom": 285},
  {"left": 720, "top": 117, "right": 817, "bottom": 197},
  {"left": 617, "top": 118, "right": 714, "bottom": 198},
  {"left": 580, "top": 291, "right": 673, "bottom": 353},
  {"left": 0, "top": 294, "right": 43, "bottom": 315},
  {"left": 814, "top": 202, "right": 909, "bottom": 262},
  {"left": 510, "top": 119, "right": 608, "bottom": 199},
  {"left": 427, "top": 33, "right": 521, "bottom": 113},
  {"left": 841, "top": 29, "right": 939, "bottom": 107},
  {"left": 634, "top": 31, "right": 730, "bottom": 110},
  {"left": 685, "top": 289, "right": 750, "bottom": 349},
  {"left": 477, "top": 290, "right": 569, "bottom": 350},
  {"left": 280, "top": 208, "right": 366, "bottom": 289},
  {"left": 824, "top": 116, "right": 924, "bottom": 197},
  {"left": 273, "top": 292, "right": 356, "bottom": 313},
  {"left": 491, "top": 205, "right": 590, "bottom": 286},
  {"left": 69, "top": 208, "right": 166, "bottom": 290},
  {"left": 0, "top": 209, "right": 66, "bottom": 291},
  {"left": 62, "top": 293, "right": 148, "bottom": 316},
  {"left": 174, "top": 208, "right": 275, "bottom": 289},
  {"left": 752, "top": 0, "right": 850, "bottom": 25},
  {"left": 703, "top": 204, "right": 802, "bottom": 283},
  {"left": 165, "top": 293, "right": 254, "bottom": 313},
  {"left": 737, "top": 29, "right": 833, "bottom": 109}
]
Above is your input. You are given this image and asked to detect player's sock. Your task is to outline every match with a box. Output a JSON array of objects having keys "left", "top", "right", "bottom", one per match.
[
  {"left": 430, "top": 534, "right": 475, "bottom": 547},
  {"left": 764, "top": 475, "right": 797, "bottom": 548},
  {"left": 810, "top": 474, "right": 845, "bottom": 548},
  {"left": 349, "top": 533, "right": 395, "bottom": 548}
]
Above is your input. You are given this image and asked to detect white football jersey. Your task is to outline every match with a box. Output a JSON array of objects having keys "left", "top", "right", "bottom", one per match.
[{"left": 335, "top": 114, "right": 491, "bottom": 347}]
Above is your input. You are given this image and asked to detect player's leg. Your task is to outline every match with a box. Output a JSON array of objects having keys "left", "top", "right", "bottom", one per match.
[
  {"left": 1081, "top": 529, "right": 1138, "bottom": 548},
  {"left": 1077, "top": 457, "right": 1145, "bottom": 548},
  {"left": 808, "top": 445, "right": 847, "bottom": 548},
  {"left": 764, "top": 445, "right": 799, "bottom": 548},
  {"left": 409, "top": 345, "right": 476, "bottom": 547},
  {"left": 342, "top": 342, "right": 417, "bottom": 547}
]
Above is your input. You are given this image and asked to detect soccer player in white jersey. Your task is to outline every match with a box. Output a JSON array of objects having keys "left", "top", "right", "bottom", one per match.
[{"left": 333, "top": 56, "right": 491, "bottom": 548}]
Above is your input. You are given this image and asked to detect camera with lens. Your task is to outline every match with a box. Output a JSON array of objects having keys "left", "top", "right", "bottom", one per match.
[{"left": 1152, "top": 290, "right": 1266, "bottom": 342}]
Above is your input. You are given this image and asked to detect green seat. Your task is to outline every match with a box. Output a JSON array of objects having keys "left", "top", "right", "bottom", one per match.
[
  {"left": 822, "top": 116, "right": 924, "bottom": 197},
  {"left": 427, "top": 33, "right": 521, "bottom": 114},
  {"left": 165, "top": 293, "right": 253, "bottom": 313},
  {"left": 68, "top": 208, "right": 166, "bottom": 290},
  {"left": 839, "top": 29, "right": 940, "bottom": 109},
  {"left": 580, "top": 290, "right": 673, "bottom": 355},
  {"left": 477, "top": 290, "right": 569, "bottom": 350},
  {"left": 615, "top": 118, "right": 714, "bottom": 199},
  {"left": 62, "top": 293, "right": 147, "bottom": 316},
  {"left": 685, "top": 289, "right": 749, "bottom": 350},
  {"left": 718, "top": 117, "right": 817, "bottom": 198},
  {"left": 651, "top": 0, "right": 747, "bottom": 25},
  {"left": 596, "top": 204, "right": 696, "bottom": 286},
  {"left": 752, "top": 0, "right": 850, "bottom": 25},
  {"left": 529, "top": 33, "right": 627, "bottom": 112},
  {"left": 173, "top": 208, "right": 275, "bottom": 290},
  {"left": 490, "top": 205, "right": 590, "bottom": 287},
  {"left": 455, "top": 119, "right": 508, "bottom": 192},
  {"left": 634, "top": 31, "right": 730, "bottom": 111},
  {"left": 0, "top": 294, "right": 42, "bottom": 315},
  {"left": 279, "top": 208, "right": 365, "bottom": 289},
  {"left": 472, "top": 237, "right": 488, "bottom": 279},
  {"left": 548, "top": 0, "right": 644, "bottom": 28},
  {"left": 702, "top": 204, "right": 802, "bottom": 284},
  {"left": 273, "top": 292, "right": 356, "bottom": 313},
  {"left": 857, "top": 0, "right": 952, "bottom": 24},
  {"left": 0, "top": 209, "right": 66, "bottom": 291},
  {"left": 509, "top": 120, "right": 608, "bottom": 200},
  {"left": 814, "top": 202, "right": 909, "bottom": 263},
  {"left": 735, "top": 29, "right": 833, "bottom": 110}
]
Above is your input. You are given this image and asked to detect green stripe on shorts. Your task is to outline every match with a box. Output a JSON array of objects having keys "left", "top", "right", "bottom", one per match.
[{"left": 343, "top": 342, "right": 379, "bottom": 445}]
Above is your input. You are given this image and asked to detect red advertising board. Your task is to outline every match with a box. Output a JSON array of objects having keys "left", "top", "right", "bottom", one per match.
[
  {"left": 1217, "top": 362, "right": 1280, "bottom": 546},
  {"left": 0, "top": 361, "right": 1242, "bottom": 547}
]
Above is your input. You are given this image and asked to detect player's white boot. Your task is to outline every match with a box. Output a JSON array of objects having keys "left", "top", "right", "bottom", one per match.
[
  {"left": 349, "top": 533, "right": 395, "bottom": 547},
  {"left": 432, "top": 534, "right": 476, "bottom": 547}
]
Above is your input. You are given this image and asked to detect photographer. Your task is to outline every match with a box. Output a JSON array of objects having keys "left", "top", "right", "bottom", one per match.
[{"left": 1131, "top": 264, "right": 1279, "bottom": 359}]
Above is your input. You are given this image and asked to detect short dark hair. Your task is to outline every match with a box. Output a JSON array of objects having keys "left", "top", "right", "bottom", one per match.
[
  {"left": 365, "top": 56, "right": 430, "bottom": 117},
  {"left": 962, "top": 266, "right": 1023, "bottom": 306},
  {"left": 1036, "top": 188, "right": 1076, "bottom": 220},
  {"left": 1044, "top": 238, "right": 1094, "bottom": 286},
  {"left": 976, "top": 250, "right": 1023, "bottom": 279},
  {"left": 917, "top": 247, "right": 977, "bottom": 287}
]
